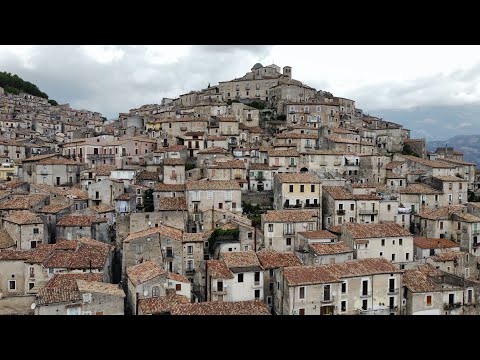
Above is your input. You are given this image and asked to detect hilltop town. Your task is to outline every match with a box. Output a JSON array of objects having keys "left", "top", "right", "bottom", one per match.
[{"left": 0, "top": 63, "right": 479, "bottom": 315}]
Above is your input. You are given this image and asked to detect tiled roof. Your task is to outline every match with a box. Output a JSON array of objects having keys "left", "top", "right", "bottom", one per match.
[
  {"left": 331, "top": 127, "right": 356, "bottom": 134},
  {"left": 262, "top": 210, "right": 318, "bottom": 223},
  {"left": 222, "top": 251, "right": 262, "bottom": 269},
  {"left": 309, "top": 241, "right": 353, "bottom": 255},
  {"left": 38, "top": 203, "right": 71, "bottom": 213},
  {"left": 57, "top": 215, "right": 107, "bottom": 227},
  {"left": 76, "top": 280, "right": 125, "bottom": 297},
  {"left": 417, "top": 205, "right": 465, "bottom": 220},
  {"left": 184, "top": 131, "right": 205, "bottom": 136},
  {"left": 207, "top": 135, "right": 227, "bottom": 141},
  {"left": 284, "top": 265, "right": 339, "bottom": 286},
  {"left": 256, "top": 249, "right": 303, "bottom": 269},
  {"left": 0, "top": 229, "right": 14, "bottom": 249},
  {"left": 344, "top": 222, "right": 412, "bottom": 238},
  {"left": 115, "top": 193, "right": 131, "bottom": 201},
  {"left": 413, "top": 237, "right": 459, "bottom": 249},
  {"left": 267, "top": 149, "right": 300, "bottom": 157},
  {"left": 43, "top": 239, "right": 112, "bottom": 269},
  {"left": 37, "top": 158, "right": 83, "bottom": 165},
  {"left": 127, "top": 260, "right": 166, "bottom": 286},
  {"left": 124, "top": 224, "right": 183, "bottom": 242},
  {"left": 170, "top": 300, "right": 271, "bottom": 315},
  {"left": 31, "top": 184, "right": 88, "bottom": 199},
  {"left": 400, "top": 155, "right": 456, "bottom": 168},
  {"left": 4, "top": 210, "right": 43, "bottom": 225},
  {"left": 167, "top": 272, "right": 191, "bottom": 284},
  {"left": 45, "top": 273, "right": 103, "bottom": 288},
  {"left": 0, "top": 250, "right": 31, "bottom": 260},
  {"left": 385, "top": 161, "right": 405, "bottom": 170},
  {"left": 303, "top": 150, "right": 356, "bottom": 155},
  {"left": 197, "top": 147, "right": 230, "bottom": 155},
  {"left": 163, "top": 158, "right": 186, "bottom": 166},
  {"left": 156, "top": 145, "right": 187, "bottom": 153},
  {"left": 36, "top": 287, "right": 80, "bottom": 305},
  {"left": 403, "top": 264, "right": 442, "bottom": 293},
  {"left": 431, "top": 250, "right": 464, "bottom": 262},
  {"left": 209, "top": 160, "right": 245, "bottom": 169},
  {"left": 398, "top": 184, "right": 442, "bottom": 195},
  {"left": 298, "top": 230, "right": 337, "bottom": 239},
  {"left": 182, "top": 231, "right": 211, "bottom": 243},
  {"left": 323, "top": 186, "right": 381, "bottom": 200},
  {"left": 0, "top": 180, "right": 26, "bottom": 190},
  {"left": 139, "top": 294, "right": 190, "bottom": 314},
  {"left": 89, "top": 204, "right": 115, "bottom": 213},
  {"left": 326, "top": 135, "right": 359, "bottom": 144},
  {"left": 436, "top": 158, "right": 476, "bottom": 166},
  {"left": 186, "top": 179, "right": 241, "bottom": 190},
  {"left": 324, "top": 258, "right": 401, "bottom": 279},
  {"left": 136, "top": 171, "right": 159, "bottom": 181},
  {"left": 206, "top": 260, "right": 234, "bottom": 279},
  {"left": 452, "top": 212, "right": 480, "bottom": 223},
  {"left": 433, "top": 175, "right": 467, "bottom": 182},
  {"left": 92, "top": 165, "right": 117, "bottom": 176},
  {"left": 158, "top": 197, "right": 187, "bottom": 211},
  {"left": 0, "top": 194, "right": 48, "bottom": 210},
  {"left": 276, "top": 172, "right": 320, "bottom": 183},
  {"left": 250, "top": 163, "right": 278, "bottom": 170},
  {"left": 153, "top": 183, "right": 186, "bottom": 192},
  {"left": 276, "top": 132, "right": 318, "bottom": 139}
]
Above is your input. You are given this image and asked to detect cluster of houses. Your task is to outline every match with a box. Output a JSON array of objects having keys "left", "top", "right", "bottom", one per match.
[{"left": 0, "top": 63, "right": 479, "bottom": 315}]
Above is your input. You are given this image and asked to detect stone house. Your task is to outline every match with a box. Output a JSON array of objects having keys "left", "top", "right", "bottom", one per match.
[
  {"left": 256, "top": 249, "right": 303, "bottom": 310},
  {"left": 413, "top": 237, "right": 460, "bottom": 260},
  {"left": 196, "top": 147, "right": 233, "bottom": 167},
  {"left": 3, "top": 210, "right": 46, "bottom": 250},
  {"left": 163, "top": 158, "right": 186, "bottom": 185},
  {"left": 21, "top": 153, "right": 85, "bottom": 186},
  {"left": 274, "top": 258, "right": 402, "bottom": 315},
  {"left": 56, "top": 215, "right": 110, "bottom": 243},
  {"left": 273, "top": 172, "right": 322, "bottom": 212},
  {"left": 249, "top": 163, "right": 278, "bottom": 192},
  {"left": 205, "top": 160, "right": 247, "bottom": 189},
  {"left": 155, "top": 197, "right": 187, "bottom": 230},
  {"left": 267, "top": 149, "right": 300, "bottom": 173}
]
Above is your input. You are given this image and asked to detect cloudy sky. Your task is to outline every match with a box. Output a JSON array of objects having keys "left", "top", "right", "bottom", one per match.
[{"left": 1, "top": 45, "right": 480, "bottom": 139}]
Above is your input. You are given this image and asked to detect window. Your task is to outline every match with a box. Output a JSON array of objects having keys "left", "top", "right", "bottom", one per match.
[
  {"left": 435, "top": 195, "right": 439, "bottom": 202},
  {"left": 399, "top": 238, "right": 403, "bottom": 246},
  {"left": 449, "top": 183, "right": 452, "bottom": 190},
  {"left": 440, "top": 222, "right": 444, "bottom": 230},
  {"left": 426, "top": 295, "right": 432, "bottom": 306},
  {"left": 341, "top": 282, "right": 347, "bottom": 293},
  {"left": 362, "top": 280, "right": 368, "bottom": 296},
  {"left": 311, "top": 185, "right": 315, "bottom": 192},
  {"left": 300, "top": 185, "right": 304, "bottom": 192},
  {"left": 350, "top": 204, "right": 355, "bottom": 211},
  {"left": 254, "top": 289, "right": 260, "bottom": 300},
  {"left": 362, "top": 299, "right": 368, "bottom": 310},
  {"left": 207, "top": 191, "right": 213, "bottom": 199},
  {"left": 152, "top": 286, "right": 159, "bottom": 297},
  {"left": 187, "top": 245, "right": 193, "bottom": 255},
  {"left": 33, "top": 228, "right": 39, "bottom": 234},
  {"left": 381, "top": 239, "right": 385, "bottom": 246},
  {"left": 135, "top": 244, "right": 143, "bottom": 254},
  {"left": 387, "top": 204, "right": 391, "bottom": 211},
  {"left": 286, "top": 238, "right": 292, "bottom": 246},
  {"left": 298, "top": 308, "right": 305, "bottom": 315},
  {"left": 468, "top": 289, "right": 473, "bottom": 303},
  {"left": 289, "top": 185, "right": 294, "bottom": 192},
  {"left": 217, "top": 281, "right": 223, "bottom": 291},
  {"left": 254, "top": 272, "right": 260, "bottom": 284},
  {"left": 269, "top": 269, "right": 274, "bottom": 277},
  {"left": 268, "top": 224, "right": 273, "bottom": 232},
  {"left": 391, "top": 254, "right": 396, "bottom": 261},
  {"left": 406, "top": 253, "right": 410, "bottom": 260},
  {"left": 267, "top": 296, "right": 272, "bottom": 305},
  {"left": 186, "top": 259, "right": 194, "bottom": 270},
  {"left": 238, "top": 273, "right": 244, "bottom": 283},
  {"left": 393, "top": 240, "right": 395, "bottom": 245},
  {"left": 341, "top": 301, "right": 347, "bottom": 312},
  {"left": 176, "top": 283, "right": 182, "bottom": 291},
  {"left": 8, "top": 280, "right": 16, "bottom": 290},
  {"left": 248, "top": 232, "right": 252, "bottom": 239},
  {"left": 29, "top": 267, "right": 34, "bottom": 278},
  {"left": 299, "top": 286, "right": 306, "bottom": 299},
  {"left": 380, "top": 252, "right": 383, "bottom": 257}
]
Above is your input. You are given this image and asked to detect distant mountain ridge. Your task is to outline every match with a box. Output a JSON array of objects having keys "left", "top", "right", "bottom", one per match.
[{"left": 426, "top": 135, "right": 480, "bottom": 166}]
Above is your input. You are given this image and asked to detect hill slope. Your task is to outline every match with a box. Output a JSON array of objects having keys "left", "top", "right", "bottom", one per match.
[{"left": 0, "top": 71, "right": 57, "bottom": 105}]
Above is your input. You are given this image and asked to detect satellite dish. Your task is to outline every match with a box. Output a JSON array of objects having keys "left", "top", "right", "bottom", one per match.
[
  {"left": 303, "top": 223, "right": 307, "bottom": 228},
  {"left": 148, "top": 221, "right": 152, "bottom": 226},
  {"left": 31, "top": 303, "right": 36, "bottom": 310},
  {"left": 143, "top": 290, "right": 148, "bottom": 297}
]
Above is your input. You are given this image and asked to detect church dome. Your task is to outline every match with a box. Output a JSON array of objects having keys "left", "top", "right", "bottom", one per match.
[{"left": 251, "top": 63, "right": 263, "bottom": 70}]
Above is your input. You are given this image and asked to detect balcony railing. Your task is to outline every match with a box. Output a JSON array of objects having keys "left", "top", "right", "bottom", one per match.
[
  {"left": 388, "top": 288, "right": 399, "bottom": 295},
  {"left": 185, "top": 269, "right": 195, "bottom": 276},
  {"left": 304, "top": 203, "right": 320, "bottom": 208},
  {"left": 234, "top": 174, "right": 242, "bottom": 179},
  {"left": 337, "top": 209, "right": 345, "bottom": 215},
  {"left": 359, "top": 210, "right": 378, "bottom": 215},
  {"left": 284, "top": 202, "right": 302, "bottom": 209},
  {"left": 321, "top": 295, "right": 335, "bottom": 303},
  {"left": 289, "top": 163, "right": 297, "bottom": 167},
  {"left": 444, "top": 302, "right": 462, "bottom": 310},
  {"left": 166, "top": 252, "right": 174, "bottom": 259},
  {"left": 283, "top": 229, "right": 296, "bottom": 235},
  {"left": 86, "top": 154, "right": 115, "bottom": 159}
]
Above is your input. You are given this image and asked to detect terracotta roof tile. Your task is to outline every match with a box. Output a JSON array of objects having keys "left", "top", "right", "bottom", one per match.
[
  {"left": 124, "top": 224, "right": 183, "bottom": 242},
  {"left": 170, "top": 300, "right": 271, "bottom": 315},
  {"left": 284, "top": 265, "right": 339, "bottom": 286},
  {"left": 163, "top": 158, "right": 186, "bottom": 166},
  {"left": 256, "top": 249, "right": 303, "bottom": 269},
  {"left": 262, "top": 210, "right": 318, "bottom": 223},
  {"left": 76, "top": 280, "right": 125, "bottom": 297},
  {"left": 0, "top": 194, "right": 48, "bottom": 210},
  {"left": 197, "top": 147, "right": 230, "bottom": 155},
  {"left": 309, "top": 241, "right": 353, "bottom": 255},
  {"left": 326, "top": 135, "right": 359, "bottom": 144},
  {"left": 267, "top": 149, "right": 300, "bottom": 157},
  {"left": 417, "top": 205, "right": 465, "bottom": 220},
  {"left": 158, "top": 197, "right": 187, "bottom": 211},
  {"left": 136, "top": 171, "right": 159, "bottom": 181},
  {"left": 403, "top": 264, "right": 442, "bottom": 293},
  {"left": 43, "top": 239, "right": 112, "bottom": 269},
  {"left": 208, "top": 160, "right": 245, "bottom": 169},
  {"left": 167, "top": 272, "right": 191, "bottom": 284},
  {"left": 127, "top": 260, "right": 166, "bottom": 286},
  {"left": 413, "top": 237, "right": 459, "bottom": 249},
  {"left": 38, "top": 203, "right": 71, "bottom": 213},
  {"left": 276, "top": 172, "right": 320, "bottom": 183},
  {"left": 323, "top": 186, "right": 381, "bottom": 200},
  {"left": 250, "top": 163, "right": 278, "bottom": 170},
  {"left": 221, "top": 251, "right": 262, "bottom": 269},
  {"left": 153, "top": 183, "right": 186, "bottom": 192},
  {"left": 343, "top": 222, "right": 412, "bottom": 238},
  {"left": 400, "top": 155, "right": 456, "bottom": 168},
  {"left": 4, "top": 210, "right": 43, "bottom": 225},
  {"left": 206, "top": 260, "right": 234, "bottom": 279},
  {"left": 298, "top": 230, "right": 337, "bottom": 240},
  {"left": 45, "top": 273, "right": 103, "bottom": 288},
  {"left": 433, "top": 175, "right": 467, "bottom": 182},
  {"left": 57, "top": 215, "right": 107, "bottom": 227},
  {"left": 139, "top": 294, "right": 190, "bottom": 314},
  {"left": 156, "top": 145, "right": 187, "bottom": 153},
  {"left": 431, "top": 250, "right": 464, "bottom": 262},
  {"left": 398, "top": 183, "right": 442, "bottom": 195}
]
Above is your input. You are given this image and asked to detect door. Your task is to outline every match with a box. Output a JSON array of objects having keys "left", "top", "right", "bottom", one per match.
[
  {"left": 449, "top": 293, "right": 454, "bottom": 305},
  {"left": 56, "top": 177, "right": 60, "bottom": 185},
  {"left": 389, "top": 296, "right": 395, "bottom": 310},
  {"left": 320, "top": 306, "right": 334, "bottom": 315}
]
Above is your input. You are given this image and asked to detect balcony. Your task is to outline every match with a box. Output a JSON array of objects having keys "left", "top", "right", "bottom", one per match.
[
  {"left": 304, "top": 203, "right": 320, "bottom": 208},
  {"left": 337, "top": 209, "right": 345, "bottom": 215},
  {"left": 86, "top": 154, "right": 115, "bottom": 159},
  {"left": 304, "top": 109, "right": 310, "bottom": 114},
  {"left": 444, "top": 302, "right": 462, "bottom": 310},
  {"left": 289, "top": 163, "right": 297, "bottom": 167},
  {"left": 252, "top": 281, "right": 261, "bottom": 288},
  {"left": 388, "top": 288, "right": 399, "bottom": 295},
  {"left": 180, "top": 126, "right": 187, "bottom": 131},
  {"left": 283, "top": 229, "right": 296, "bottom": 236},
  {"left": 321, "top": 295, "right": 335, "bottom": 303},
  {"left": 213, "top": 289, "right": 227, "bottom": 295},
  {"left": 185, "top": 269, "right": 196, "bottom": 276},
  {"left": 473, "top": 243, "right": 480, "bottom": 248},
  {"left": 359, "top": 209, "right": 378, "bottom": 215},
  {"left": 284, "top": 202, "right": 302, "bottom": 209},
  {"left": 360, "top": 292, "right": 371, "bottom": 298},
  {"left": 40, "top": 170, "right": 49, "bottom": 175},
  {"left": 166, "top": 252, "right": 174, "bottom": 259}
]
